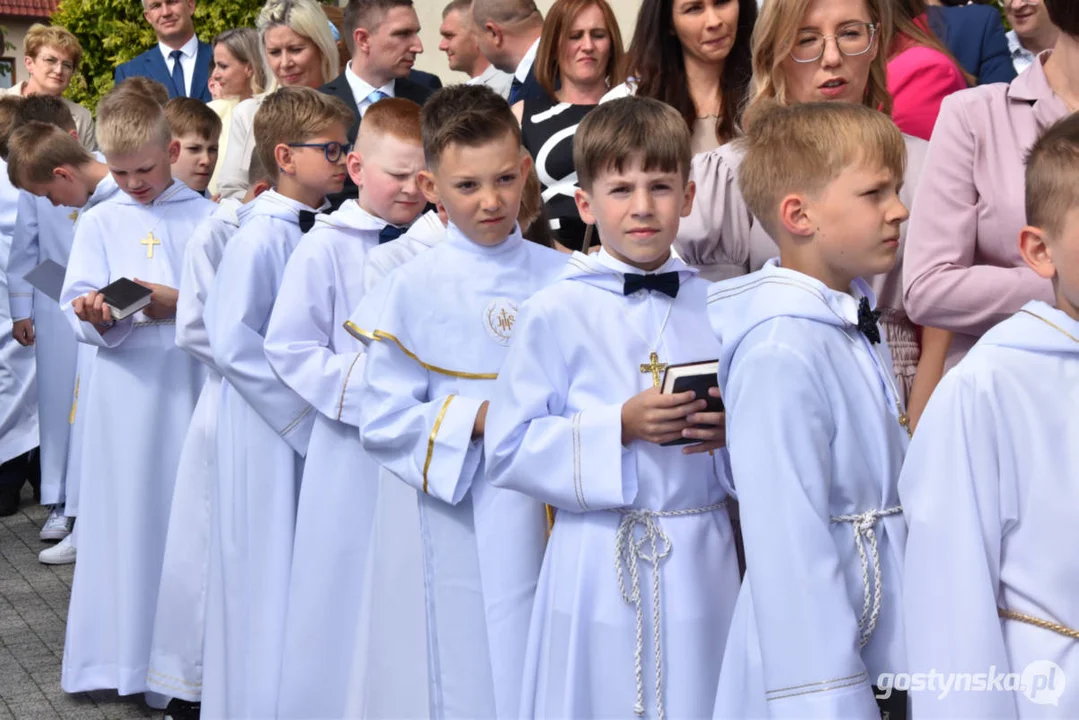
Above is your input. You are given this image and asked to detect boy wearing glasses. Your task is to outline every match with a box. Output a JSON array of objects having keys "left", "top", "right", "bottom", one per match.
[{"left": 200, "top": 86, "right": 353, "bottom": 720}]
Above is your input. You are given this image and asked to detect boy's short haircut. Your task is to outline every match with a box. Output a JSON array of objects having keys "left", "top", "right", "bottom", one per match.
[
  {"left": 359, "top": 97, "right": 421, "bottom": 145},
  {"left": 96, "top": 90, "right": 173, "bottom": 156},
  {"left": 14, "top": 95, "right": 76, "bottom": 133},
  {"left": 112, "top": 77, "right": 170, "bottom": 107},
  {"left": 739, "top": 101, "right": 906, "bottom": 240},
  {"left": 24, "top": 24, "right": 84, "bottom": 69},
  {"left": 420, "top": 84, "right": 519, "bottom": 169},
  {"left": 0, "top": 96, "right": 23, "bottom": 159},
  {"left": 1025, "top": 113, "right": 1079, "bottom": 237},
  {"left": 7, "top": 120, "right": 94, "bottom": 188},
  {"left": 253, "top": 86, "right": 354, "bottom": 182},
  {"left": 164, "top": 97, "right": 224, "bottom": 142},
  {"left": 573, "top": 96, "right": 691, "bottom": 192},
  {"left": 248, "top": 145, "right": 271, "bottom": 187}
]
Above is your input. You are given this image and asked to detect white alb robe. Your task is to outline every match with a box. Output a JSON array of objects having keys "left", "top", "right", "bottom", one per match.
[
  {"left": 264, "top": 201, "right": 386, "bottom": 719},
  {"left": 901, "top": 301, "right": 1079, "bottom": 719},
  {"left": 486, "top": 250, "right": 741, "bottom": 719},
  {"left": 707, "top": 260, "right": 910, "bottom": 719},
  {"left": 200, "top": 190, "right": 317, "bottom": 720},
  {"left": 58, "top": 181, "right": 214, "bottom": 696},
  {"left": 147, "top": 197, "right": 247, "bottom": 702},
  {"left": 358, "top": 224, "right": 565, "bottom": 719}
]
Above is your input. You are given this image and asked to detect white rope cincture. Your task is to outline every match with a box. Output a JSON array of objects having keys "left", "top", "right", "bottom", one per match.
[
  {"left": 614, "top": 501, "right": 727, "bottom": 720},
  {"left": 830, "top": 505, "right": 902, "bottom": 648}
]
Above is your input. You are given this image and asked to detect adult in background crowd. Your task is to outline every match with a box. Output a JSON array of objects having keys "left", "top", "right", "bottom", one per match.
[
  {"left": 1, "top": 25, "right": 95, "bottom": 150},
  {"left": 207, "top": 28, "right": 266, "bottom": 196},
  {"left": 440, "top": 0, "right": 513, "bottom": 97},
  {"left": 473, "top": 0, "right": 546, "bottom": 104},
  {"left": 1003, "top": 0, "right": 1060, "bottom": 74},
  {"left": 515, "top": 0, "right": 623, "bottom": 251},
  {"left": 114, "top": 0, "right": 213, "bottom": 101},
  {"left": 216, "top": 0, "right": 340, "bottom": 199},
  {"left": 903, "top": 0, "right": 1076, "bottom": 368},
  {"left": 605, "top": 0, "right": 758, "bottom": 155},
  {"left": 925, "top": 0, "right": 1016, "bottom": 84},
  {"left": 320, "top": 0, "right": 434, "bottom": 206}
]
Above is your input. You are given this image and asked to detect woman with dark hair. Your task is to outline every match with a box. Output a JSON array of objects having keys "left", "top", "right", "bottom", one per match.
[
  {"left": 513, "top": 0, "right": 625, "bottom": 251},
  {"left": 604, "top": 0, "right": 757, "bottom": 154}
]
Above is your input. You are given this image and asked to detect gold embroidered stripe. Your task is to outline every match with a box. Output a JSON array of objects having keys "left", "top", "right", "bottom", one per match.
[
  {"left": 424, "top": 395, "right": 456, "bottom": 495},
  {"left": 373, "top": 330, "right": 498, "bottom": 380},
  {"left": 344, "top": 320, "right": 377, "bottom": 342},
  {"left": 68, "top": 375, "right": 80, "bottom": 425},
  {"left": 999, "top": 608, "right": 1079, "bottom": 640},
  {"left": 545, "top": 504, "right": 556, "bottom": 535},
  {"left": 337, "top": 353, "right": 364, "bottom": 421}
]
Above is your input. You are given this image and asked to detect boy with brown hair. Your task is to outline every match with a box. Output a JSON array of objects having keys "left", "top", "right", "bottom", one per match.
[
  {"left": 112, "top": 76, "right": 170, "bottom": 106},
  {"left": 57, "top": 87, "right": 214, "bottom": 709},
  {"left": 355, "top": 83, "right": 566, "bottom": 720},
  {"left": 163, "top": 97, "right": 221, "bottom": 196},
  {"left": 706, "top": 101, "right": 911, "bottom": 718},
  {"left": 902, "top": 114, "right": 1079, "bottom": 718},
  {"left": 200, "top": 85, "right": 353, "bottom": 720}
]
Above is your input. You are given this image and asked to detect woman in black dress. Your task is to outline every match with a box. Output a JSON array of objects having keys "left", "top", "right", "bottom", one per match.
[{"left": 513, "top": 0, "right": 625, "bottom": 252}]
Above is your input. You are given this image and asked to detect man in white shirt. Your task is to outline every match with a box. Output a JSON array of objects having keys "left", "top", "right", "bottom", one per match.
[
  {"left": 114, "top": 0, "right": 212, "bottom": 101},
  {"left": 440, "top": 0, "right": 513, "bottom": 98},
  {"left": 472, "top": 0, "right": 545, "bottom": 104},
  {"left": 1004, "top": 0, "right": 1059, "bottom": 74}
]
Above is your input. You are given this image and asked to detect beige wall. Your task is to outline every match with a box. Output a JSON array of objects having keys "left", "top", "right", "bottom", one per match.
[{"left": 410, "top": 0, "right": 642, "bottom": 84}]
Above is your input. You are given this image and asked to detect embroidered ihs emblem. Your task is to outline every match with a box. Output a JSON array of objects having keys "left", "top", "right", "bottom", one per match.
[{"left": 483, "top": 298, "right": 518, "bottom": 346}]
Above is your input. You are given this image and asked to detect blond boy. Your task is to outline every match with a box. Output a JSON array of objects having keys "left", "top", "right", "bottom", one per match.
[{"left": 163, "top": 97, "right": 221, "bottom": 196}]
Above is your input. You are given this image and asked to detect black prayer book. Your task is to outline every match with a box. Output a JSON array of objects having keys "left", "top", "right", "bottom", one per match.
[
  {"left": 659, "top": 360, "right": 723, "bottom": 447},
  {"left": 99, "top": 278, "right": 152, "bottom": 321}
]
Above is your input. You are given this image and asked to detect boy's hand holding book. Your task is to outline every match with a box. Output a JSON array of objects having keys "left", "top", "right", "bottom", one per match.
[
  {"left": 133, "top": 278, "right": 179, "bottom": 320},
  {"left": 73, "top": 290, "right": 116, "bottom": 331},
  {"left": 621, "top": 387, "right": 706, "bottom": 447}
]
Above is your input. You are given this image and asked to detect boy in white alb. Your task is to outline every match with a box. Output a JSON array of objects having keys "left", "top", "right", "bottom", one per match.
[
  {"left": 356, "top": 84, "right": 566, "bottom": 719},
  {"left": 265, "top": 97, "right": 427, "bottom": 720},
  {"left": 486, "top": 97, "right": 737, "bottom": 719},
  {"left": 58, "top": 89, "right": 214, "bottom": 708},
  {"left": 200, "top": 86, "right": 353, "bottom": 720},
  {"left": 707, "top": 102, "right": 912, "bottom": 719},
  {"left": 902, "top": 114, "right": 1079, "bottom": 718}
]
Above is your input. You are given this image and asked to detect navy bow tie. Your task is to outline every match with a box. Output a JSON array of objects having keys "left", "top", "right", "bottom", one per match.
[
  {"left": 623, "top": 271, "right": 680, "bottom": 299},
  {"left": 857, "top": 297, "right": 882, "bottom": 344},
  {"left": 379, "top": 224, "right": 406, "bottom": 243},
  {"left": 298, "top": 210, "right": 317, "bottom": 233}
]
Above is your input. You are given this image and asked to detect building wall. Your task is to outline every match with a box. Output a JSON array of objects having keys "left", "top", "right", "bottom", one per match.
[
  {"left": 410, "top": 0, "right": 642, "bottom": 85},
  {"left": 0, "top": 18, "right": 39, "bottom": 89}
]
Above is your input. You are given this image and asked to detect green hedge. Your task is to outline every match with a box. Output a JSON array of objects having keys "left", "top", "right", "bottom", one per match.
[{"left": 53, "top": 0, "right": 264, "bottom": 111}]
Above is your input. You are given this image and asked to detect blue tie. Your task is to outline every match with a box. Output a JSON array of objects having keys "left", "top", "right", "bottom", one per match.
[
  {"left": 379, "top": 225, "right": 406, "bottom": 244},
  {"left": 508, "top": 77, "right": 524, "bottom": 105},
  {"left": 169, "top": 50, "right": 186, "bottom": 97},
  {"left": 365, "top": 89, "right": 389, "bottom": 109}
]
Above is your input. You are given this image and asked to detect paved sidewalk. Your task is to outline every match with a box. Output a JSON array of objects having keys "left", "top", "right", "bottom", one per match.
[{"left": 0, "top": 485, "right": 159, "bottom": 720}]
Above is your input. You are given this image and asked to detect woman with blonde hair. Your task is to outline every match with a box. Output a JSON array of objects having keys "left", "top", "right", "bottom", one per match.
[
  {"left": 207, "top": 27, "right": 268, "bottom": 195},
  {"left": 215, "top": 0, "right": 340, "bottom": 199},
  {"left": 2, "top": 24, "right": 95, "bottom": 149}
]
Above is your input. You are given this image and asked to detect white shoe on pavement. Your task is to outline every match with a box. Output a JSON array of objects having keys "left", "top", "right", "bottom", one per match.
[
  {"left": 40, "top": 505, "right": 73, "bottom": 541},
  {"left": 39, "top": 534, "right": 76, "bottom": 565}
]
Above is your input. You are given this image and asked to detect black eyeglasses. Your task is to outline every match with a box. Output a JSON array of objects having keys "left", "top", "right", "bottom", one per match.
[{"left": 287, "top": 141, "right": 353, "bottom": 163}]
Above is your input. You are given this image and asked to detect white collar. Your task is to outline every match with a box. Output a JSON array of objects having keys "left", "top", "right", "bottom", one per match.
[
  {"left": 159, "top": 34, "right": 198, "bottom": 61},
  {"left": 346, "top": 61, "right": 395, "bottom": 104},
  {"left": 595, "top": 247, "right": 684, "bottom": 276},
  {"left": 1006, "top": 30, "right": 1035, "bottom": 61},
  {"left": 514, "top": 37, "right": 540, "bottom": 82}
]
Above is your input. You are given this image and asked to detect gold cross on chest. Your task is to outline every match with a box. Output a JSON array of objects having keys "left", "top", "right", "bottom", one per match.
[
  {"left": 141, "top": 232, "right": 161, "bottom": 259},
  {"left": 640, "top": 351, "right": 668, "bottom": 389},
  {"left": 68, "top": 210, "right": 79, "bottom": 222}
]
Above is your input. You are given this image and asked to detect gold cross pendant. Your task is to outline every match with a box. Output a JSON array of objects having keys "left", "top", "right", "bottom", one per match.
[
  {"left": 141, "top": 231, "right": 161, "bottom": 259},
  {"left": 68, "top": 210, "right": 79, "bottom": 222},
  {"left": 639, "top": 351, "right": 668, "bottom": 389}
]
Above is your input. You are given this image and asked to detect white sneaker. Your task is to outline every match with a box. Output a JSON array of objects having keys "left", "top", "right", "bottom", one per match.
[
  {"left": 40, "top": 505, "right": 73, "bottom": 541},
  {"left": 39, "top": 534, "right": 76, "bottom": 565}
]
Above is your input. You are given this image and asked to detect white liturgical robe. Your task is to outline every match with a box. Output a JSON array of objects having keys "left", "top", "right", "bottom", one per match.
[
  {"left": 265, "top": 201, "right": 386, "bottom": 720},
  {"left": 200, "top": 190, "right": 318, "bottom": 720},
  {"left": 58, "top": 181, "right": 214, "bottom": 696},
  {"left": 901, "top": 301, "right": 1079, "bottom": 718},
  {"left": 357, "top": 223, "right": 565, "bottom": 719},
  {"left": 707, "top": 259, "right": 910, "bottom": 719},
  {"left": 485, "top": 249, "right": 741, "bottom": 719},
  {"left": 147, "top": 197, "right": 247, "bottom": 702}
]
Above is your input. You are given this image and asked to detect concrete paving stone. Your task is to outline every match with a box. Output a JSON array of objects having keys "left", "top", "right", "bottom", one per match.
[{"left": 5, "top": 698, "right": 58, "bottom": 720}]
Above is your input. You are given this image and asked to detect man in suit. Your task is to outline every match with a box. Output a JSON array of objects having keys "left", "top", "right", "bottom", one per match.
[
  {"left": 928, "top": 2, "right": 1016, "bottom": 84},
  {"left": 321, "top": 0, "right": 435, "bottom": 205},
  {"left": 409, "top": 69, "right": 443, "bottom": 91},
  {"left": 114, "top": 0, "right": 212, "bottom": 102},
  {"left": 472, "top": 0, "right": 545, "bottom": 105}
]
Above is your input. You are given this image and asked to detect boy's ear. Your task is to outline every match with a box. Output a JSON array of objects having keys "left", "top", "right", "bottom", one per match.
[
  {"left": 680, "top": 179, "right": 696, "bottom": 218},
  {"left": 778, "top": 193, "right": 814, "bottom": 238},
  {"left": 252, "top": 179, "right": 273, "bottom": 198},
  {"left": 575, "top": 187, "right": 596, "bottom": 226},
  {"left": 68, "top": 129, "right": 80, "bottom": 142},
  {"left": 417, "top": 170, "right": 439, "bottom": 205},
  {"left": 518, "top": 151, "right": 533, "bottom": 178},
  {"left": 167, "top": 139, "right": 181, "bottom": 164},
  {"left": 1019, "top": 225, "right": 1056, "bottom": 280},
  {"left": 346, "top": 151, "right": 364, "bottom": 188},
  {"left": 274, "top": 143, "right": 295, "bottom": 176},
  {"left": 52, "top": 166, "right": 75, "bottom": 183}
]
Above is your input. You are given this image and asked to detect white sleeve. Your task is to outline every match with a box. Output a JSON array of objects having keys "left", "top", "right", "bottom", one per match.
[
  {"left": 174, "top": 224, "right": 223, "bottom": 368},
  {"left": 59, "top": 213, "right": 135, "bottom": 348},
  {"left": 7, "top": 192, "right": 39, "bottom": 321}
]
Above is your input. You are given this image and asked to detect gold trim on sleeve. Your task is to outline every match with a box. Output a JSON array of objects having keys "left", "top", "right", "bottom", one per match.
[
  {"left": 999, "top": 608, "right": 1079, "bottom": 640},
  {"left": 423, "top": 395, "right": 456, "bottom": 495},
  {"left": 344, "top": 320, "right": 377, "bottom": 342},
  {"left": 337, "top": 353, "right": 363, "bottom": 421},
  {"left": 373, "top": 330, "right": 498, "bottom": 380}
]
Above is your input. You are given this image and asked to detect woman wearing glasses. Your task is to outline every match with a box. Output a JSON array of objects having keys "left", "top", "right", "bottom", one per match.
[
  {"left": 2, "top": 25, "right": 95, "bottom": 150},
  {"left": 903, "top": 0, "right": 1076, "bottom": 368}
]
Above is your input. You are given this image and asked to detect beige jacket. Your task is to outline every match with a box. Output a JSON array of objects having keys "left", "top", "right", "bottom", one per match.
[{"left": 2, "top": 81, "right": 96, "bottom": 151}]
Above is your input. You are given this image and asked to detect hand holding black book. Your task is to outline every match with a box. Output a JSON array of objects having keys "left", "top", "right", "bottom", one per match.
[
  {"left": 659, "top": 360, "right": 724, "bottom": 447},
  {"left": 99, "top": 278, "right": 153, "bottom": 321}
]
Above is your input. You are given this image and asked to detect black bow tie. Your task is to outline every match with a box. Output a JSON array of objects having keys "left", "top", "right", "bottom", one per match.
[
  {"left": 379, "top": 224, "right": 406, "bottom": 244},
  {"left": 298, "top": 210, "right": 318, "bottom": 232},
  {"left": 623, "top": 271, "right": 680, "bottom": 299},
  {"left": 857, "top": 297, "right": 882, "bottom": 344}
]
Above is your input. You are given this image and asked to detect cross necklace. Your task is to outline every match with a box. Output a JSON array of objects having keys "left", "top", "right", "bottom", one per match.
[
  {"left": 636, "top": 295, "right": 675, "bottom": 389},
  {"left": 136, "top": 205, "right": 173, "bottom": 260}
]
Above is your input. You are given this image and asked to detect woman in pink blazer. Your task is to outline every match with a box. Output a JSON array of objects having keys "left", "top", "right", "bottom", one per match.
[{"left": 903, "top": 0, "right": 1075, "bottom": 368}]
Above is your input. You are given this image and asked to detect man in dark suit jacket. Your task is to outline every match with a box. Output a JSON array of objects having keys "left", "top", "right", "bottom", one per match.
[
  {"left": 928, "top": 3, "right": 1016, "bottom": 85},
  {"left": 472, "top": 0, "right": 545, "bottom": 104},
  {"left": 114, "top": 0, "right": 212, "bottom": 101},
  {"left": 409, "top": 69, "right": 443, "bottom": 91},
  {"left": 321, "top": 0, "right": 436, "bottom": 206}
]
